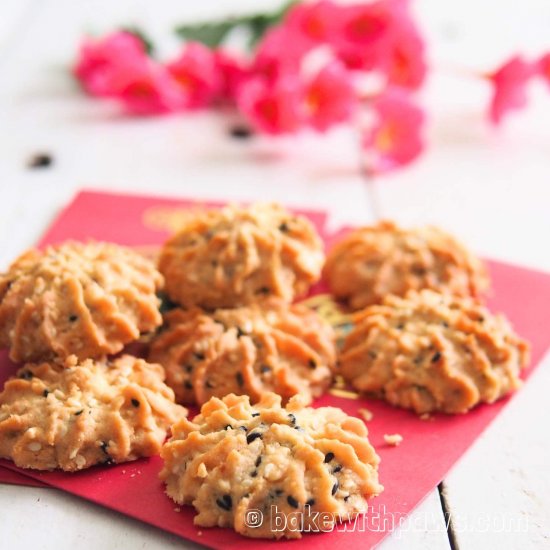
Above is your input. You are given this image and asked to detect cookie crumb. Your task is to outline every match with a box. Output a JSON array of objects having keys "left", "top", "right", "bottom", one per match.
[
  {"left": 358, "top": 408, "right": 374, "bottom": 422},
  {"left": 197, "top": 462, "right": 208, "bottom": 478},
  {"left": 383, "top": 433, "right": 403, "bottom": 446},
  {"left": 420, "top": 413, "right": 433, "bottom": 421},
  {"left": 174, "top": 507, "right": 181, "bottom": 513}
]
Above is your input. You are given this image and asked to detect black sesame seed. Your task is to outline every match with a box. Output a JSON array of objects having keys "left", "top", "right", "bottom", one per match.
[
  {"left": 413, "top": 356, "right": 423, "bottom": 365},
  {"left": 279, "top": 222, "right": 290, "bottom": 232},
  {"left": 184, "top": 365, "right": 193, "bottom": 373},
  {"left": 236, "top": 327, "right": 246, "bottom": 338},
  {"left": 308, "top": 359, "right": 317, "bottom": 369},
  {"left": 396, "top": 323, "right": 405, "bottom": 330},
  {"left": 236, "top": 372, "right": 244, "bottom": 387},
  {"left": 431, "top": 352, "right": 442, "bottom": 363},
  {"left": 19, "top": 371, "right": 33, "bottom": 380},
  {"left": 216, "top": 494, "right": 232, "bottom": 511},
  {"left": 27, "top": 152, "right": 53, "bottom": 169},
  {"left": 43, "top": 390, "right": 50, "bottom": 398},
  {"left": 246, "top": 432, "right": 262, "bottom": 444},
  {"left": 368, "top": 351, "right": 378, "bottom": 359},
  {"left": 344, "top": 495, "right": 350, "bottom": 502},
  {"left": 275, "top": 489, "right": 284, "bottom": 496},
  {"left": 100, "top": 442, "right": 109, "bottom": 453},
  {"left": 333, "top": 465, "right": 343, "bottom": 473},
  {"left": 205, "top": 380, "right": 214, "bottom": 389},
  {"left": 442, "top": 321, "right": 449, "bottom": 328},
  {"left": 68, "top": 314, "right": 78, "bottom": 322},
  {"left": 260, "top": 365, "right": 271, "bottom": 374},
  {"left": 194, "top": 352, "right": 205, "bottom": 361},
  {"left": 229, "top": 125, "right": 252, "bottom": 139},
  {"left": 239, "top": 426, "right": 248, "bottom": 431},
  {"left": 478, "top": 316, "right": 485, "bottom": 323},
  {"left": 251, "top": 470, "right": 258, "bottom": 477},
  {"left": 294, "top": 426, "right": 304, "bottom": 432},
  {"left": 255, "top": 456, "right": 262, "bottom": 467},
  {"left": 251, "top": 412, "right": 260, "bottom": 418},
  {"left": 257, "top": 286, "right": 270, "bottom": 295},
  {"left": 332, "top": 482, "right": 339, "bottom": 495},
  {"left": 288, "top": 413, "right": 296, "bottom": 425},
  {"left": 184, "top": 381, "right": 193, "bottom": 390},
  {"left": 131, "top": 399, "right": 140, "bottom": 408},
  {"left": 287, "top": 495, "right": 299, "bottom": 509},
  {"left": 324, "top": 452, "right": 335, "bottom": 463},
  {"left": 75, "top": 409, "right": 84, "bottom": 416},
  {"left": 306, "top": 498, "right": 315, "bottom": 507}
]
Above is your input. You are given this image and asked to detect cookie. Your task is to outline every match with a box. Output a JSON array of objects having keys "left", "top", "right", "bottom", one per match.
[
  {"left": 0, "top": 355, "right": 187, "bottom": 471},
  {"left": 323, "top": 221, "right": 489, "bottom": 310},
  {"left": 148, "top": 300, "right": 335, "bottom": 405},
  {"left": 158, "top": 203, "right": 324, "bottom": 309},
  {"left": 339, "top": 290, "right": 529, "bottom": 414},
  {"left": 0, "top": 241, "right": 163, "bottom": 362},
  {"left": 160, "top": 392, "right": 382, "bottom": 539}
]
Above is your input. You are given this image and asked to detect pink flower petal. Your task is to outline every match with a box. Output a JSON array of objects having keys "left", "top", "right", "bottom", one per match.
[
  {"left": 487, "top": 55, "right": 535, "bottom": 125},
  {"left": 166, "top": 42, "right": 223, "bottom": 109},
  {"left": 237, "top": 76, "right": 304, "bottom": 135},
  {"left": 305, "top": 61, "right": 357, "bottom": 131},
  {"left": 362, "top": 88, "right": 425, "bottom": 173}
]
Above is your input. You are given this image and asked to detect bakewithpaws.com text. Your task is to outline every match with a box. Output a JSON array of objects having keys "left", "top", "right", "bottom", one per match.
[{"left": 243, "top": 505, "right": 529, "bottom": 536}]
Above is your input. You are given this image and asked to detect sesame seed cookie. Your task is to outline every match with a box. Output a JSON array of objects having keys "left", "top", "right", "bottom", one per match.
[
  {"left": 160, "top": 392, "right": 382, "bottom": 539},
  {"left": 323, "top": 221, "right": 489, "bottom": 310},
  {"left": 0, "top": 355, "right": 187, "bottom": 471},
  {"left": 0, "top": 241, "right": 163, "bottom": 363},
  {"left": 158, "top": 203, "right": 324, "bottom": 309},
  {"left": 148, "top": 300, "right": 335, "bottom": 405},
  {"left": 340, "top": 290, "right": 529, "bottom": 414}
]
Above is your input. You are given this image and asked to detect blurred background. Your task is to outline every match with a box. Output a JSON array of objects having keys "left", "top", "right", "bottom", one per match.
[{"left": 1, "top": 0, "right": 550, "bottom": 268}]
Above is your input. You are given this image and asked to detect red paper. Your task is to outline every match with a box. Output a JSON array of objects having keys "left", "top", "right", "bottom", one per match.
[{"left": 1, "top": 190, "right": 550, "bottom": 549}]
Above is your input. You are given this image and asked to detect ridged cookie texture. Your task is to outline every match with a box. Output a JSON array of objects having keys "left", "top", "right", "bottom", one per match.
[
  {"left": 160, "top": 393, "right": 382, "bottom": 539},
  {"left": 149, "top": 300, "right": 335, "bottom": 405},
  {"left": 0, "top": 241, "right": 163, "bottom": 362},
  {"left": 0, "top": 355, "right": 187, "bottom": 471},
  {"left": 158, "top": 203, "right": 324, "bottom": 309},
  {"left": 340, "top": 290, "right": 529, "bottom": 414},
  {"left": 323, "top": 221, "right": 489, "bottom": 310}
]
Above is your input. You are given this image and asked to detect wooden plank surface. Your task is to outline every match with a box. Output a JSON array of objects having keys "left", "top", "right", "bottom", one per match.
[{"left": 1, "top": 0, "right": 549, "bottom": 548}]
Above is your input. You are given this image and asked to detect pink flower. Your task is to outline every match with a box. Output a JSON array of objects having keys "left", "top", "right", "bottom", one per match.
[
  {"left": 214, "top": 49, "right": 250, "bottom": 102},
  {"left": 305, "top": 61, "right": 357, "bottom": 131},
  {"left": 536, "top": 52, "right": 550, "bottom": 89},
  {"left": 383, "top": 19, "right": 426, "bottom": 90},
  {"left": 331, "top": 0, "right": 395, "bottom": 70},
  {"left": 252, "top": 26, "right": 310, "bottom": 82},
  {"left": 284, "top": 0, "right": 339, "bottom": 44},
  {"left": 487, "top": 55, "right": 534, "bottom": 125},
  {"left": 74, "top": 31, "right": 147, "bottom": 96},
  {"left": 362, "top": 88, "right": 425, "bottom": 173},
  {"left": 107, "top": 60, "right": 186, "bottom": 115},
  {"left": 237, "top": 76, "right": 304, "bottom": 134},
  {"left": 166, "top": 42, "right": 222, "bottom": 108}
]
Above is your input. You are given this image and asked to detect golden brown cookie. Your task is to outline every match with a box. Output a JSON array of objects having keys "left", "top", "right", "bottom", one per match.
[
  {"left": 0, "top": 241, "right": 163, "bottom": 362},
  {"left": 339, "top": 290, "right": 529, "bottom": 414},
  {"left": 0, "top": 355, "right": 187, "bottom": 471},
  {"left": 148, "top": 300, "right": 335, "bottom": 405},
  {"left": 323, "top": 221, "right": 489, "bottom": 310},
  {"left": 158, "top": 203, "right": 324, "bottom": 309},
  {"left": 160, "top": 392, "right": 382, "bottom": 539}
]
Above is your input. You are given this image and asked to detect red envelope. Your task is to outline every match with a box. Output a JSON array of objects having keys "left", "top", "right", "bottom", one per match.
[{"left": 1, "top": 190, "right": 549, "bottom": 549}]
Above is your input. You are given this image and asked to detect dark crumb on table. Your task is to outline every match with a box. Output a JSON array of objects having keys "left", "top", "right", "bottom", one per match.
[
  {"left": 27, "top": 152, "right": 53, "bottom": 169},
  {"left": 229, "top": 125, "right": 253, "bottom": 139}
]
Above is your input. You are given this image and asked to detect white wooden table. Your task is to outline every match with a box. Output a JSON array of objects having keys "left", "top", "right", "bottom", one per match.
[{"left": 0, "top": 1, "right": 549, "bottom": 549}]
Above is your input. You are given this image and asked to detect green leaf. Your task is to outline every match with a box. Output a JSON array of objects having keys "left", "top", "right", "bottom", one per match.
[
  {"left": 174, "top": 20, "right": 236, "bottom": 48},
  {"left": 174, "top": 0, "right": 299, "bottom": 50}
]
